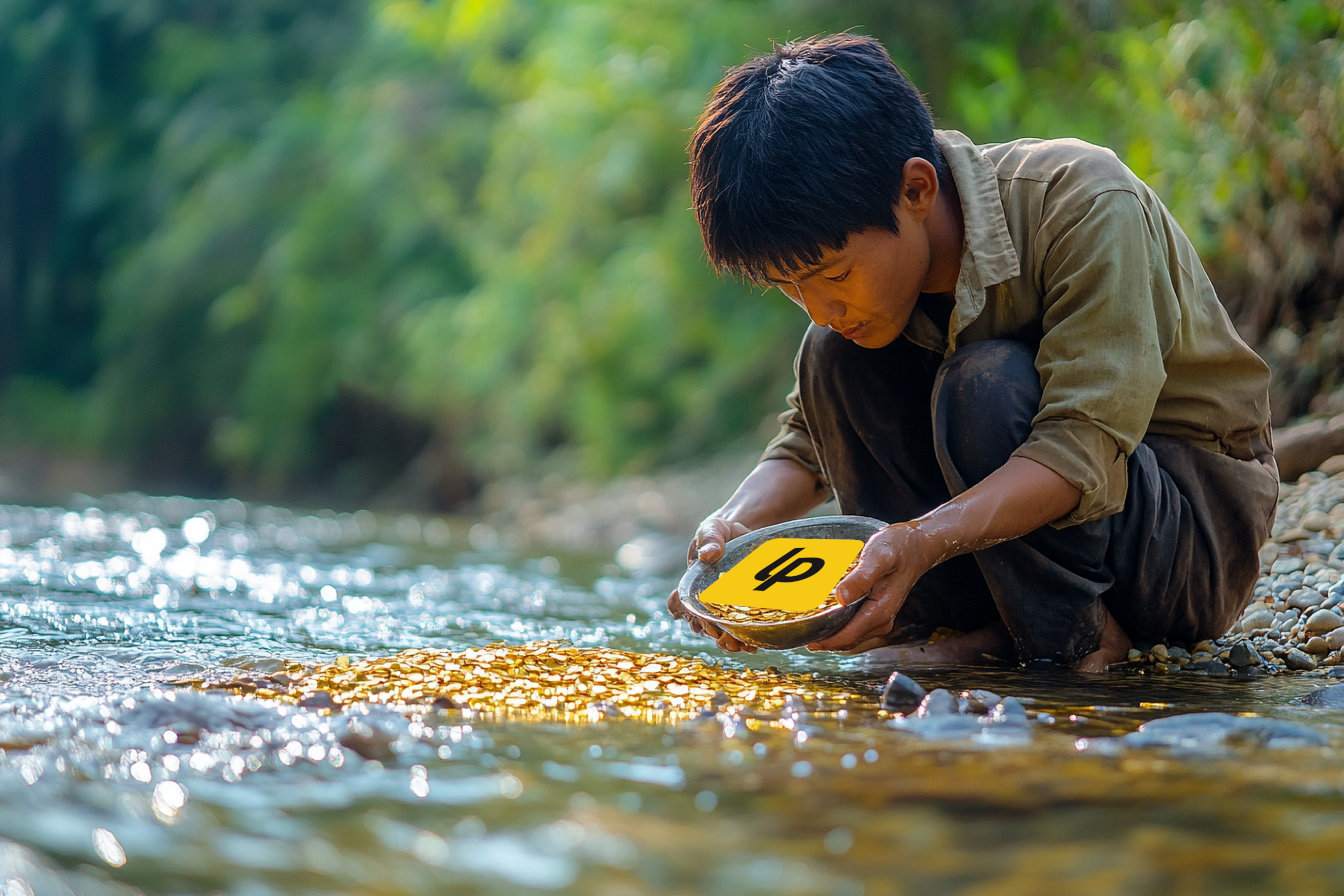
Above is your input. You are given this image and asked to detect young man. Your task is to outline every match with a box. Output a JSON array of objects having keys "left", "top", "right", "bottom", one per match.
[{"left": 666, "top": 34, "right": 1278, "bottom": 671}]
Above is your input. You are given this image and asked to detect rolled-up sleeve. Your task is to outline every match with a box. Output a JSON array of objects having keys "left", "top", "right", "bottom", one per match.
[
  {"left": 1011, "top": 189, "right": 1177, "bottom": 526},
  {"left": 759, "top": 342, "right": 828, "bottom": 484},
  {"left": 759, "top": 382, "right": 825, "bottom": 478}
]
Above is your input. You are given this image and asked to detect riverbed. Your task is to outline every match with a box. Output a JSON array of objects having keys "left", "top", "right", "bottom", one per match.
[{"left": 1, "top": 496, "right": 1343, "bottom": 896}]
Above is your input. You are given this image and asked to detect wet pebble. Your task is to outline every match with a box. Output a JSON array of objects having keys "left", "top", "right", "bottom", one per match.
[
  {"left": 1301, "top": 684, "right": 1344, "bottom": 709},
  {"left": 880, "top": 672, "right": 926, "bottom": 714},
  {"left": 917, "top": 689, "right": 957, "bottom": 717},
  {"left": 1306, "top": 609, "right": 1344, "bottom": 633},
  {"left": 1284, "top": 648, "right": 1317, "bottom": 671},
  {"left": 1240, "top": 607, "right": 1275, "bottom": 634},
  {"left": 1125, "top": 713, "right": 1327, "bottom": 749}
]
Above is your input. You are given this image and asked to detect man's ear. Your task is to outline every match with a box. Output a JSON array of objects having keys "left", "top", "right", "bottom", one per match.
[{"left": 899, "top": 157, "right": 939, "bottom": 221}]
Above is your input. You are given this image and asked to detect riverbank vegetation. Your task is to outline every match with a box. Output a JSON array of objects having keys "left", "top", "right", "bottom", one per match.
[{"left": 2, "top": 0, "right": 1341, "bottom": 507}]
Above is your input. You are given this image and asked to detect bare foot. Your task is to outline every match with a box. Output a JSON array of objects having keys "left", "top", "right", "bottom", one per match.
[
  {"left": 1072, "top": 609, "right": 1132, "bottom": 673},
  {"left": 859, "top": 624, "right": 1014, "bottom": 667}
]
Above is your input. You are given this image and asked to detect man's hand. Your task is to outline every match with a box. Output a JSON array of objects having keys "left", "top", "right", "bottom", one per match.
[
  {"left": 666, "top": 517, "right": 759, "bottom": 653},
  {"left": 664, "top": 458, "right": 830, "bottom": 654},
  {"left": 807, "top": 456, "right": 1084, "bottom": 654},
  {"left": 804, "top": 522, "right": 940, "bottom": 652}
]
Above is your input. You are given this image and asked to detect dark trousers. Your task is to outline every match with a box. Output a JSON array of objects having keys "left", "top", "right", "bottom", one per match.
[{"left": 797, "top": 326, "right": 1279, "bottom": 666}]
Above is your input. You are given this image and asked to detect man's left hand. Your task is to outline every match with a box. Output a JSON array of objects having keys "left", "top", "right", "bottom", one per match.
[{"left": 806, "top": 522, "right": 940, "bottom": 652}]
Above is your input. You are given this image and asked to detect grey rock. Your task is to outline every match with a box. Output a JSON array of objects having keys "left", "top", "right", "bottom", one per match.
[
  {"left": 1302, "top": 509, "right": 1330, "bottom": 531},
  {"left": 1183, "top": 660, "right": 1230, "bottom": 676},
  {"left": 1271, "top": 557, "right": 1305, "bottom": 574},
  {"left": 1326, "top": 626, "right": 1344, "bottom": 651},
  {"left": 1305, "top": 608, "right": 1344, "bottom": 633},
  {"left": 1150, "top": 643, "right": 1169, "bottom": 660},
  {"left": 1167, "top": 646, "right": 1191, "bottom": 661},
  {"left": 881, "top": 672, "right": 926, "bottom": 714},
  {"left": 916, "top": 688, "right": 957, "bottom": 718},
  {"left": 1288, "top": 589, "right": 1323, "bottom": 611},
  {"left": 1240, "top": 607, "right": 1275, "bottom": 633},
  {"left": 1284, "top": 648, "right": 1318, "bottom": 671},
  {"left": 1301, "top": 684, "right": 1344, "bottom": 709},
  {"left": 988, "top": 696, "right": 1028, "bottom": 725},
  {"left": 120, "top": 690, "right": 285, "bottom": 734},
  {"left": 958, "top": 689, "right": 1001, "bottom": 715},
  {"left": 1124, "top": 712, "right": 1327, "bottom": 749},
  {"left": 1305, "top": 636, "right": 1330, "bottom": 654},
  {"left": 1227, "top": 642, "right": 1261, "bottom": 668},
  {"left": 908, "top": 715, "right": 988, "bottom": 740}
]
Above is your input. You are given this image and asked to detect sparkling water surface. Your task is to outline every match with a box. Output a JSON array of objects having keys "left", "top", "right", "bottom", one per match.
[{"left": 1, "top": 497, "right": 1343, "bottom": 896}]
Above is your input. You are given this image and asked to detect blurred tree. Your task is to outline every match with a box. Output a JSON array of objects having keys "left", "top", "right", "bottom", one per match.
[
  {"left": 1101, "top": 0, "right": 1344, "bottom": 421},
  {"left": 1, "top": 0, "right": 1339, "bottom": 506}
]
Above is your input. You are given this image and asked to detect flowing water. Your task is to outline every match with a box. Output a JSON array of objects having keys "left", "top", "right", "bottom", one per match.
[{"left": 1, "top": 496, "right": 1343, "bottom": 896}]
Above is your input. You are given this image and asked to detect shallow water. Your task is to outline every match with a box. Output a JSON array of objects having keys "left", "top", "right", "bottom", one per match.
[{"left": 1, "top": 498, "right": 1343, "bottom": 896}]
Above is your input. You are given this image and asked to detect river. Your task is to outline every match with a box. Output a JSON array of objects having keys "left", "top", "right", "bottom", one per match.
[{"left": 1, "top": 495, "right": 1342, "bottom": 896}]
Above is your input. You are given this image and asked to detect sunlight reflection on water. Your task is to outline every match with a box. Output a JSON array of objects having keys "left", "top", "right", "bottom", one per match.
[{"left": 0, "top": 497, "right": 1343, "bottom": 894}]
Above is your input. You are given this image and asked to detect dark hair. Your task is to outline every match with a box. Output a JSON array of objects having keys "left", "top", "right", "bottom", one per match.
[{"left": 689, "top": 34, "right": 949, "bottom": 282}]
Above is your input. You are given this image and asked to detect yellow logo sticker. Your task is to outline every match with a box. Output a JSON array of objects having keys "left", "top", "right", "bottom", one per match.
[{"left": 700, "top": 538, "right": 866, "bottom": 613}]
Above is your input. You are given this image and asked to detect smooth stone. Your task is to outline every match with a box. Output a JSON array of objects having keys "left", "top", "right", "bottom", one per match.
[
  {"left": 1271, "top": 557, "right": 1305, "bottom": 575},
  {"left": 1150, "top": 644, "right": 1169, "bottom": 660},
  {"left": 1183, "top": 660, "right": 1230, "bottom": 676},
  {"left": 988, "top": 697, "right": 1028, "bottom": 725},
  {"left": 1167, "top": 646, "right": 1191, "bottom": 661},
  {"left": 1127, "top": 648, "right": 1143, "bottom": 662},
  {"left": 1288, "top": 589, "right": 1323, "bottom": 611},
  {"left": 1305, "top": 609, "right": 1344, "bottom": 633},
  {"left": 959, "top": 689, "right": 1000, "bottom": 715},
  {"left": 1301, "top": 684, "right": 1344, "bottom": 709},
  {"left": 881, "top": 672, "right": 927, "bottom": 714},
  {"left": 1302, "top": 510, "right": 1331, "bottom": 531},
  {"left": 1305, "top": 636, "right": 1330, "bottom": 654},
  {"left": 1240, "top": 608, "right": 1275, "bottom": 633},
  {"left": 1124, "top": 712, "right": 1327, "bottom": 748},
  {"left": 1327, "top": 667, "right": 1344, "bottom": 678},
  {"left": 1326, "top": 626, "right": 1344, "bottom": 651},
  {"left": 1276, "top": 528, "right": 1312, "bottom": 543},
  {"left": 1284, "top": 648, "right": 1318, "bottom": 671},
  {"left": 916, "top": 688, "right": 956, "bottom": 718},
  {"left": 1324, "top": 594, "right": 1344, "bottom": 610},
  {"left": 905, "top": 715, "right": 989, "bottom": 740},
  {"left": 1193, "top": 640, "right": 1216, "bottom": 655},
  {"left": 298, "top": 690, "right": 336, "bottom": 709},
  {"left": 120, "top": 690, "right": 285, "bottom": 733}
]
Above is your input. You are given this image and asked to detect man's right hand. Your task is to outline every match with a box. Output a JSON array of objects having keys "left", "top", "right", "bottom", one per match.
[
  {"left": 666, "top": 517, "right": 758, "bottom": 653},
  {"left": 661, "top": 458, "right": 830, "bottom": 654}
]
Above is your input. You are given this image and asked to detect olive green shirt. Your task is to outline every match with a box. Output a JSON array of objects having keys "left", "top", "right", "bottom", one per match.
[{"left": 762, "top": 129, "right": 1273, "bottom": 526}]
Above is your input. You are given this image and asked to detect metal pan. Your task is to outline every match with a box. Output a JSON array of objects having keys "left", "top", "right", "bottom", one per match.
[{"left": 676, "top": 515, "right": 887, "bottom": 650}]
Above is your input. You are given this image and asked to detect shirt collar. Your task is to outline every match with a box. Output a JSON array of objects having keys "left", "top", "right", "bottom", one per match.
[
  {"left": 932, "top": 130, "right": 1021, "bottom": 351},
  {"left": 936, "top": 129, "right": 1020, "bottom": 286}
]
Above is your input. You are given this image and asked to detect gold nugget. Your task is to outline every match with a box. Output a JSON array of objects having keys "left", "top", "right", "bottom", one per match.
[
  {"left": 701, "top": 558, "right": 858, "bottom": 623},
  {"left": 197, "top": 641, "right": 857, "bottom": 721}
]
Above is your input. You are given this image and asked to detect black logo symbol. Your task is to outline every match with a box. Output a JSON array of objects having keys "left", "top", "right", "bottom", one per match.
[{"left": 753, "top": 547, "right": 825, "bottom": 590}]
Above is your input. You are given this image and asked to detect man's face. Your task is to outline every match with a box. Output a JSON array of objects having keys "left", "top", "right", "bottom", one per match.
[{"left": 764, "top": 212, "right": 933, "bottom": 349}]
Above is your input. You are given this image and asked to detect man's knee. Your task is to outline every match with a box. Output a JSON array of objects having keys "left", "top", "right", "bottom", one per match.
[{"left": 932, "top": 340, "right": 1041, "bottom": 491}]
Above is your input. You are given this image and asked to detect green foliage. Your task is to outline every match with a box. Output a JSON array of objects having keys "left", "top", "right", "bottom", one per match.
[
  {"left": 2, "top": 0, "right": 1341, "bottom": 501},
  {"left": 1101, "top": 0, "right": 1344, "bottom": 416}
]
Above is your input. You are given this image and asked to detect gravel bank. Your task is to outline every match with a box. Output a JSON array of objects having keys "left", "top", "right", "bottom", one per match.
[{"left": 1127, "top": 462, "right": 1344, "bottom": 678}]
